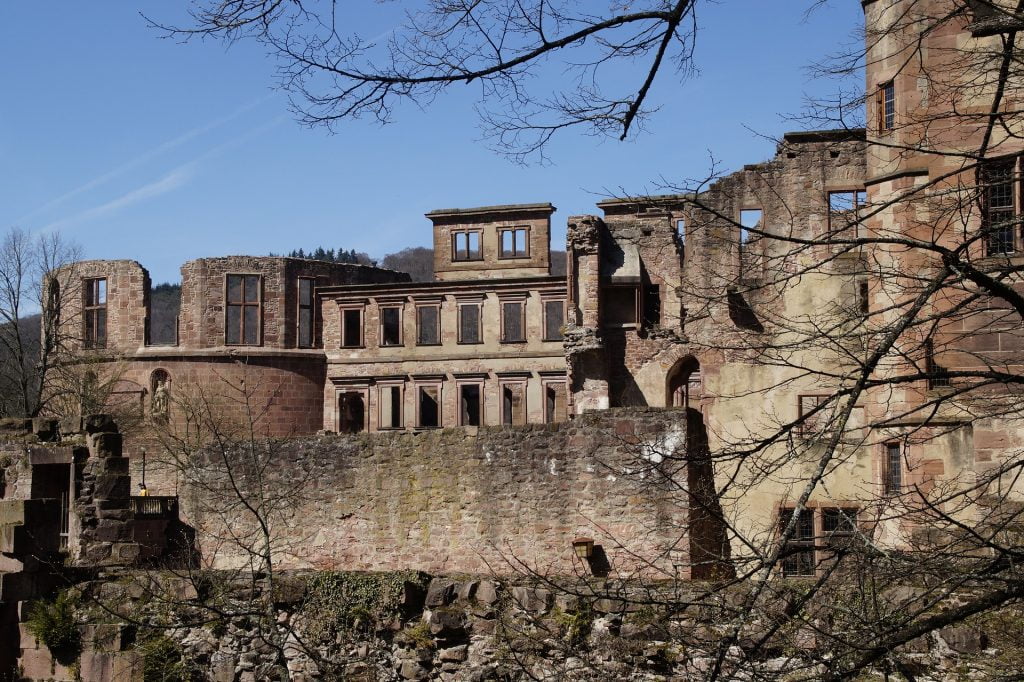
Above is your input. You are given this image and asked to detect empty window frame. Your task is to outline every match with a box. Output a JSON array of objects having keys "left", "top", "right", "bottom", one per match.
[
  {"left": 884, "top": 442, "right": 903, "bottom": 495},
  {"left": 416, "top": 384, "right": 441, "bottom": 428},
  {"left": 980, "top": 156, "right": 1018, "bottom": 255},
  {"left": 378, "top": 383, "right": 404, "bottom": 429},
  {"left": 83, "top": 277, "right": 107, "bottom": 349},
  {"left": 226, "top": 274, "right": 261, "bottom": 345},
  {"left": 416, "top": 304, "right": 441, "bottom": 345},
  {"left": 544, "top": 381, "right": 567, "bottom": 424},
  {"left": 856, "top": 279, "right": 870, "bottom": 316},
  {"left": 877, "top": 81, "right": 895, "bottom": 132},
  {"left": 543, "top": 299, "right": 565, "bottom": 341},
  {"left": 924, "top": 338, "right": 950, "bottom": 389},
  {"left": 340, "top": 307, "right": 364, "bottom": 348},
  {"left": 458, "top": 302, "right": 483, "bottom": 344},
  {"left": 779, "top": 508, "right": 816, "bottom": 577},
  {"left": 643, "top": 284, "right": 661, "bottom": 327},
  {"left": 379, "top": 306, "right": 403, "bottom": 346},
  {"left": 675, "top": 217, "right": 686, "bottom": 245},
  {"left": 338, "top": 391, "right": 366, "bottom": 433},
  {"left": 458, "top": 383, "right": 483, "bottom": 426},
  {"left": 499, "top": 227, "right": 529, "bottom": 258},
  {"left": 501, "top": 382, "right": 527, "bottom": 425},
  {"left": 798, "top": 395, "right": 831, "bottom": 437},
  {"left": 452, "top": 230, "right": 482, "bottom": 261},
  {"left": 601, "top": 286, "right": 639, "bottom": 327},
  {"left": 501, "top": 300, "right": 526, "bottom": 343},
  {"left": 739, "top": 209, "right": 762, "bottom": 243},
  {"left": 828, "top": 190, "right": 868, "bottom": 237},
  {"left": 298, "top": 277, "right": 315, "bottom": 348}
]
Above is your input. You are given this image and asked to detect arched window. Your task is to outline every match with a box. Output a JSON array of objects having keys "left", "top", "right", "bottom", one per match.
[{"left": 666, "top": 356, "right": 701, "bottom": 409}]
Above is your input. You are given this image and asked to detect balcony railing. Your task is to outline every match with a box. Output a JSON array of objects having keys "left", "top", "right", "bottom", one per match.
[{"left": 131, "top": 495, "right": 178, "bottom": 519}]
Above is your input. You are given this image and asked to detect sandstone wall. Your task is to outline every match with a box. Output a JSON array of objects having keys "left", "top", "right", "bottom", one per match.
[{"left": 181, "top": 408, "right": 697, "bottom": 578}]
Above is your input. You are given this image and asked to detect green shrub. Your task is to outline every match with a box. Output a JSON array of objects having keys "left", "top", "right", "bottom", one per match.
[
  {"left": 301, "top": 571, "right": 429, "bottom": 644},
  {"left": 25, "top": 591, "right": 81, "bottom": 664},
  {"left": 138, "top": 634, "right": 198, "bottom": 682}
]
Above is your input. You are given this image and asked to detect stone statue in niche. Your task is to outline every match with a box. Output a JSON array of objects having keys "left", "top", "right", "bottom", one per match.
[{"left": 151, "top": 372, "right": 170, "bottom": 420}]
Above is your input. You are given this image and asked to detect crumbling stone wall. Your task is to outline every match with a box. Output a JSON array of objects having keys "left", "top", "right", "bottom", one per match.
[
  {"left": 182, "top": 408, "right": 700, "bottom": 578},
  {"left": 53, "top": 259, "right": 150, "bottom": 352}
]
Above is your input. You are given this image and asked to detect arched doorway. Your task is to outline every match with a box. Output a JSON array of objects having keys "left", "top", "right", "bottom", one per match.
[{"left": 666, "top": 356, "right": 701, "bottom": 409}]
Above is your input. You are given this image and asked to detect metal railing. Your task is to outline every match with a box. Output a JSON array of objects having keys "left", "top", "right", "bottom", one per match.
[{"left": 131, "top": 495, "right": 178, "bottom": 519}]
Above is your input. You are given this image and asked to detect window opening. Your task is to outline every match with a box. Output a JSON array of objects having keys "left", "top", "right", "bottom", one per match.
[
  {"left": 226, "top": 274, "right": 260, "bottom": 345},
  {"left": 452, "top": 231, "right": 482, "bottom": 261},
  {"left": 981, "top": 157, "right": 1017, "bottom": 255},
  {"left": 780, "top": 508, "right": 816, "bottom": 577},
  {"left": 380, "top": 306, "right": 402, "bottom": 346},
  {"left": 459, "top": 303, "right": 482, "bottom": 344},
  {"left": 543, "top": 300, "right": 565, "bottom": 341},
  {"left": 501, "top": 383, "right": 526, "bottom": 425},
  {"left": 601, "top": 286, "right": 639, "bottom": 327},
  {"left": 501, "top": 301, "right": 525, "bottom": 342},
  {"left": 925, "top": 338, "right": 950, "bottom": 389},
  {"left": 739, "top": 209, "right": 762, "bottom": 243},
  {"left": 459, "top": 384, "right": 482, "bottom": 426},
  {"left": 884, "top": 442, "right": 902, "bottom": 495},
  {"left": 418, "top": 385, "right": 440, "bottom": 428},
  {"left": 822, "top": 508, "right": 858, "bottom": 551},
  {"left": 417, "top": 305, "right": 440, "bottom": 345},
  {"left": 338, "top": 392, "right": 365, "bottom": 433},
  {"left": 500, "top": 228, "right": 529, "bottom": 258},
  {"left": 544, "top": 382, "right": 567, "bottom": 423},
  {"left": 676, "top": 218, "right": 686, "bottom": 245},
  {"left": 828, "top": 190, "right": 867, "bottom": 237},
  {"left": 643, "top": 285, "right": 661, "bottom": 326},
  {"left": 379, "top": 384, "right": 403, "bottom": 429},
  {"left": 298, "top": 277, "right": 315, "bottom": 347},
  {"left": 878, "top": 81, "right": 895, "bottom": 131},
  {"left": 84, "top": 277, "right": 107, "bottom": 349},
  {"left": 341, "top": 308, "right": 363, "bottom": 347},
  {"left": 857, "top": 279, "right": 870, "bottom": 315}
]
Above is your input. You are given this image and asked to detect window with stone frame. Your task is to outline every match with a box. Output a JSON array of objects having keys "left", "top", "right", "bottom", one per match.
[
  {"left": 979, "top": 155, "right": 1020, "bottom": 255},
  {"left": 821, "top": 508, "right": 859, "bottom": 554},
  {"left": 452, "top": 230, "right": 482, "bottom": 261},
  {"left": 83, "top": 277, "right": 107, "bottom": 349},
  {"left": 500, "top": 382, "right": 527, "bottom": 425},
  {"left": 458, "top": 383, "right": 483, "bottom": 426},
  {"left": 924, "top": 338, "right": 950, "bottom": 389},
  {"left": 877, "top": 80, "right": 895, "bottom": 132},
  {"left": 499, "top": 227, "right": 529, "bottom": 258},
  {"left": 416, "top": 304, "right": 441, "bottom": 346},
  {"left": 380, "top": 305, "right": 403, "bottom": 346},
  {"left": 458, "top": 302, "right": 482, "bottom": 344},
  {"left": 601, "top": 286, "right": 639, "bottom": 327},
  {"left": 779, "top": 508, "right": 816, "bottom": 577},
  {"left": 543, "top": 299, "right": 565, "bottom": 341},
  {"left": 798, "top": 395, "right": 832, "bottom": 438},
  {"left": 884, "top": 442, "right": 903, "bottom": 496},
  {"left": 341, "top": 307, "right": 364, "bottom": 348},
  {"left": 544, "top": 381, "right": 567, "bottom": 423},
  {"left": 828, "top": 190, "right": 867, "bottom": 238},
  {"left": 338, "top": 391, "right": 366, "bottom": 433},
  {"left": 416, "top": 383, "right": 441, "bottom": 428},
  {"left": 378, "top": 383, "right": 404, "bottom": 429},
  {"left": 501, "top": 300, "right": 526, "bottom": 343},
  {"left": 297, "top": 277, "right": 315, "bottom": 348},
  {"left": 225, "top": 274, "right": 261, "bottom": 345},
  {"left": 856, "top": 278, "right": 870, "bottom": 316}
]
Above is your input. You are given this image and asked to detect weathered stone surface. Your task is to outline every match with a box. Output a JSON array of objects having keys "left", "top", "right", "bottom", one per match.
[
  {"left": 84, "top": 414, "right": 118, "bottom": 435},
  {"left": 426, "top": 579, "right": 457, "bottom": 607},
  {"left": 88, "top": 432, "right": 123, "bottom": 458},
  {"left": 938, "top": 626, "right": 988, "bottom": 654}
]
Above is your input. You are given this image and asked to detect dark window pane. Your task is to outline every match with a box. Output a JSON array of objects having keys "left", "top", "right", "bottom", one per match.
[
  {"left": 460, "top": 304, "right": 480, "bottom": 343},
  {"left": 227, "top": 275, "right": 242, "bottom": 304},
  {"left": 602, "top": 287, "right": 638, "bottom": 326},
  {"left": 502, "top": 302, "right": 524, "bottom": 342},
  {"left": 299, "top": 278, "right": 313, "bottom": 306},
  {"left": 226, "top": 306, "right": 241, "bottom": 344},
  {"left": 381, "top": 308, "right": 401, "bottom": 346},
  {"left": 417, "top": 306, "right": 439, "bottom": 345},
  {"left": 244, "top": 275, "right": 259, "bottom": 304},
  {"left": 342, "top": 309, "right": 362, "bottom": 347},
  {"left": 545, "top": 383, "right": 566, "bottom": 423},
  {"left": 502, "top": 384, "right": 525, "bottom": 425},
  {"left": 418, "top": 386, "right": 440, "bottom": 427},
  {"left": 544, "top": 300, "right": 564, "bottom": 340},
  {"left": 885, "top": 443, "right": 902, "bottom": 495},
  {"left": 461, "top": 385, "right": 481, "bottom": 426},
  {"left": 96, "top": 309, "right": 106, "bottom": 346},
  {"left": 643, "top": 286, "right": 661, "bottom": 326},
  {"left": 339, "top": 393, "right": 365, "bottom": 433},
  {"left": 299, "top": 310, "right": 313, "bottom": 347},
  {"left": 243, "top": 306, "right": 259, "bottom": 344}
]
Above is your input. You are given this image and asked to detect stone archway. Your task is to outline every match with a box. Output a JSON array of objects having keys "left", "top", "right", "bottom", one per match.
[{"left": 666, "top": 355, "right": 701, "bottom": 409}]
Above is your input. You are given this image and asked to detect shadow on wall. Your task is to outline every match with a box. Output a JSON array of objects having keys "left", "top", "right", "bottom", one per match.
[
  {"left": 727, "top": 290, "right": 764, "bottom": 333},
  {"left": 687, "top": 407, "right": 735, "bottom": 581}
]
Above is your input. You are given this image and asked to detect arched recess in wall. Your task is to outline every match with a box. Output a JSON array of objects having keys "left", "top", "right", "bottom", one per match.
[
  {"left": 666, "top": 356, "right": 702, "bottom": 409},
  {"left": 150, "top": 369, "right": 171, "bottom": 421}
]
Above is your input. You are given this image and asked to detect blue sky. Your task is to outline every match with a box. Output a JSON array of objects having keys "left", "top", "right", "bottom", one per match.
[{"left": 0, "top": 2, "right": 864, "bottom": 284}]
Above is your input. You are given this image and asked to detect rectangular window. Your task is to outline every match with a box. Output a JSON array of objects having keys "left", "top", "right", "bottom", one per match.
[
  {"left": 822, "top": 508, "right": 858, "bottom": 542},
  {"left": 856, "top": 279, "right": 870, "bottom": 316},
  {"left": 379, "top": 384, "right": 403, "bottom": 429},
  {"left": 83, "top": 277, "right": 107, "bottom": 349},
  {"left": 452, "top": 231, "right": 482, "bottom": 261},
  {"left": 416, "top": 305, "right": 440, "bottom": 345},
  {"left": 341, "top": 308, "right": 363, "bottom": 348},
  {"left": 798, "top": 395, "right": 830, "bottom": 437},
  {"left": 501, "top": 383, "right": 526, "bottom": 425},
  {"left": 739, "top": 209, "right": 762, "bottom": 243},
  {"left": 925, "top": 339, "right": 950, "bottom": 389},
  {"left": 884, "top": 442, "right": 902, "bottom": 495},
  {"left": 981, "top": 157, "right": 1017, "bottom": 255},
  {"left": 338, "top": 391, "right": 366, "bottom": 433},
  {"left": 676, "top": 217, "right": 686, "bottom": 245},
  {"left": 828, "top": 190, "right": 867, "bottom": 237},
  {"left": 298, "top": 277, "right": 314, "bottom": 348},
  {"left": 878, "top": 81, "right": 895, "bottom": 132},
  {"left": 417, "top": 385, "right": 441, "bottom": 428},
  {"left": 643, "top": 285, "right": 661, "bottom": 326},
  {"left": 380, "top": 306, "right": 402, "bottom": 346},
  {"left": 226, "top": 274, "right": 261, "bottom": 345},
  {"left": 601, "top": 286, "right": 639, "bottom": 327},
  {"left": 499, "top": 227, "right": 529, "bottom": 258},
  {"left": 459, "top": 383, "right": 482, "bottom": 426},
  {"left": 543, "top": 300, "right": 565, "bottom": 341},
  {"left": 501, "top": 301, "right": 525, "bottom": 343},
  {"left": 780, "top": 508, "right": 816, "bottom": 577},
  {"left": 458, "top": 303, "right": 482, "bottom": 344},
  {"left": 544, "top": 382, "right": 567, "bottom": 424}
]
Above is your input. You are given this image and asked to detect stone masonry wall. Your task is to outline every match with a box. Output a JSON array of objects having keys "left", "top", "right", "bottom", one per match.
[{"left": 182, "top": 408, "right": 695, "bottom": 578}]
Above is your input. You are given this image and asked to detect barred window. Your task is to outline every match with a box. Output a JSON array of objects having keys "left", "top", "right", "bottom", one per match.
[
  {"left": 981, "top": 157, "right": 1017, "bottom": 255},
  {"left": 877, "top": 81, "right": 895, "bottom": 132},
  {"left": 884, "top": 442, "right": 902, "bottom": 495}
]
